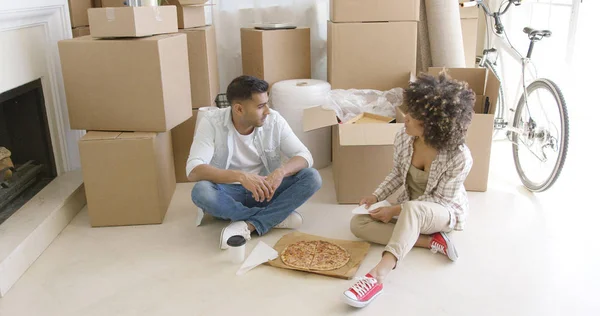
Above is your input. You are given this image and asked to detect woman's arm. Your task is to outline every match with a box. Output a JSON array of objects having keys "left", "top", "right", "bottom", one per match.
[{"left": 372, "top": 131, "right": 407, "bottom": 202}]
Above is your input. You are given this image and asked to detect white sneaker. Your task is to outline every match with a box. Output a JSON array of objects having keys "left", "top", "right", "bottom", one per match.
[
  {"left": 220, "top": 221, "right": 251, "bottom": 250},
  {"left": 274, "top": 211, "right": 303, "bottom": 229}
]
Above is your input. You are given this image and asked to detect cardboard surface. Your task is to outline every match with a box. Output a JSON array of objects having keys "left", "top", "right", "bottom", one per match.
[
  {"left": 180, "top": 26, "right": 220, "bottom": 107},
  {"left": 99, "top": 0, "right": 126, "bottom": 7},
  {"left": 171, "top": 110, "right": 199, "bottom": 183},
  {"left": 428, "top": 67, "right": 500, "bottom": 191},
  {"left": 58, "top": 33, "right": 192, "bottom": 132},
  {"left": 460, "top": 11, "right": 479, "bottom": 67},
  {"left": 71, "top": 26, "right": 90, "bottom": 38},
  {"left": 328, "top": 21, "right": 417, "bottom": 90},
  {"left": 88, "top": 6, "right": 177, "bottom": 38},
  {"left": 241, "top": 27, "right": 311, "bottom": 87},
  {"left": 267, "top": 232, "right": 370, "bottom": 280},
  {"left": 175, "top": 4, "right": 212, "bottom": 29},
  {"left": 68, "top": 0, "right": 93, "bottom": 27},
  {"left": 79, "top": 131, "right": 176, "bottom": 227},
  {"left": 330, "top": 0, "right": 419, "bottom": 22}
]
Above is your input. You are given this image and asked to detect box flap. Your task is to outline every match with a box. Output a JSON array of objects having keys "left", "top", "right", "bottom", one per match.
[
  {"left": 117, "top": 132, "right": 157, "bottom": 140},
  {"left": 338, "top": 123, "right": 402, "bottom": 146},
  {"left": 80, "top": 131, "right": 121, "bottom": 141},
  {"left": 303, "top": 106, "right": 338, "bottom": 132},
  {"left": 483, "top": 70, "right": 500, "bottom": 114},
  {"left": 428, "top": 67, "right": 486, "bottom": 95},
  {"left": 345, "top": 112, "right": 395, "bottom": 125}
]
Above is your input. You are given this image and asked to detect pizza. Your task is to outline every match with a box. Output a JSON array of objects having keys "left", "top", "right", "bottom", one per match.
[{"left": 280, "top": 240, "right": 350, "bottom": 271}]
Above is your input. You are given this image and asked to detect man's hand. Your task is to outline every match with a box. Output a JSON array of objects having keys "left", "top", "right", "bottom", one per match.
[
  {"left": 359, "top": 195, "right": 378, "bottom": 208},
  {"left": 239, "top": 173, "right": 273, "bottom": 202},
  {"left": 265, "top": 168, "right": 285, "bottom": 201},
  {"left": 369, "top": 206, "right": 400, "bottom": 223}
]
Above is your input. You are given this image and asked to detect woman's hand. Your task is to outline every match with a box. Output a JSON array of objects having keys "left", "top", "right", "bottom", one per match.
[
  {"left": 369, "top": 206, "right": 400, "bottom": 223},
  {"left": 359, "top": 195, "right": 378, "bottom": 208}
]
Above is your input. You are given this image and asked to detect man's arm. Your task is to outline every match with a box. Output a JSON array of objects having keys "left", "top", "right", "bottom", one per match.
[
  {"left": 187, "top": 164, "right": 242, "bottom": 183},
  {"left": 277, "top": 113, "right": 314, "bottom": 169}
]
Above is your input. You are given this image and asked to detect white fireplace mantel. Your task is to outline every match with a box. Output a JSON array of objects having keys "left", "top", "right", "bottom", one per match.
[{"left": 0, "top": 0, "right": 84, "bottom": 174}]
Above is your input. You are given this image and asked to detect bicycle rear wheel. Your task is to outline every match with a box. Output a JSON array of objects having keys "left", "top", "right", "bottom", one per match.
[{"left": 511, "top": 79, "right": 569, "bottom": 192}]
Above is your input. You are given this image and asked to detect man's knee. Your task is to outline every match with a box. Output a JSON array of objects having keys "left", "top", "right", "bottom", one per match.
[
  {"left": 350, "top": 215, "right": 373, "bottom": 238},
  {"left": 297, "top": 168, "right": 322, "bottom": 192},
  {"left": 191, "top": 180, "right": 218, "bottom": 208}
]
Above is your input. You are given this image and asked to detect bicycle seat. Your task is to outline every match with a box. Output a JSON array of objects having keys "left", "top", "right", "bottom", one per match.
[{"left": 523, "top": 27, "right": 552, "bottom": 40}]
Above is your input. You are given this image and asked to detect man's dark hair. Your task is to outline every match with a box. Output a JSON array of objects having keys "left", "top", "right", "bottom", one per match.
[
  {"left": 226, "top": 75, "right": 269, "bottom": 105},
  {"left": 403, "top": 71, "right": 475, "bottom": 151}
]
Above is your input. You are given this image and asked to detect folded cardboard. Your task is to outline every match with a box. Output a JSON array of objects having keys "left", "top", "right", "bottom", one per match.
[
  {"left": 460, "top": 5, "right": 479, "bottom": 67},
  {"left": 180, "top": 26, "right": 220, "bottom": 107},
  {"left": 304, "top": 107, "right": 403, "bottom": 204},
  {"left": 79, "top": 131, "right": 176, "bottom": 227},
  {"left": 171, "top": 109, "right": 198, "bottom": 182},
  {"left": 88, "top": 6, "right": 177, "bottom": 38},
  {"left": 69, "top": 0, "right": 93, "bottom": 27},
  {"left": 58, "top": 33, "right": 192, "bottom": 132},
  {"left": 72, "top": 26, "right": 91, "bottom": 38},
  {"left": 428, "top": 67, "right": 500, "bottom": 192},
  {"left": 241, "top": 27, "right": 311, "bottom": 88},
  {"left": 330, "top": 0, "right": 419, "bottom": 22},
  {"left": 176, "top": 4, "right": 213, "bottom": 28},
  {"left": 328, "top": 21, "right": 417, "bottom": 90}
]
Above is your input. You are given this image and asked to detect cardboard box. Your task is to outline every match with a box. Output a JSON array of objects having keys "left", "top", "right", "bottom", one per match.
[
  {"left": 58, "top": 33, "right": 192, "bottom": 132},
  {"left": 79, "top": 131, "right": 176, "bottom": 227},
  {"left": 330, "top": 0, "right": 419, "bottom": 22},
  {"left": 176, "top": 0, "right": 209, "bottom": 4},
  {"left": 88, "top": 6, "right": 177, "bottom": 38},
  {"left": 241, "top": 27, "right": 311, "bottom": 87},
  {"left": 99, "top": 0, "right": 125, "bottom": 7},
  {"left": 176, "top": 4, "right": 213, "bottom": 28},
  {"left": 460, "top": 6, "right": 479, "bottom": 67},
  {"left": 428, "top": 67, "right": 500, "bottom": 192},
  {"left": 172, "top": 109, "right": 198, "bottom": 182},
  {"left": 180, "top": 26, "right": 220, "bottom": 107},
  {"left": 303, "top": 107, "right": 403, "bottom": 204},
  {"left": 72, "top": 26, "right": 91, "bottom": 38},
  {"left": 68, "top": 0, "right": 93, "bottom": 27},
  {"left": 328, "top": 21, "right": 417, "bottom": 90}
]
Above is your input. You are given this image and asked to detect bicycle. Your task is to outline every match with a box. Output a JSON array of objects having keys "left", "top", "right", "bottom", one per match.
[{"left": 461, "top": 0, "right": 569, "bottom": 192}]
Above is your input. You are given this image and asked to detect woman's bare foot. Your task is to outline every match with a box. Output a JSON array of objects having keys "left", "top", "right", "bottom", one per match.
[{"left": 368, "top": 252, "right": 397, "bottom": 283}]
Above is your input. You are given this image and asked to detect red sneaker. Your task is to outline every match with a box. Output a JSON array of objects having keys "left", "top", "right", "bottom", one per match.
[
  {"left": 342, "top": 273, "right": 383, "bottom": 308},
  {"left": 430, "top": 232, "right": 459, "bottom": 261}
]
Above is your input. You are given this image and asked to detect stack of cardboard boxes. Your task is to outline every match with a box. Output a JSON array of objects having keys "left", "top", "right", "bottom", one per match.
[
  {"left": 165, "top": 0, "right": 221, "bottom": 183},
  {"left": 68, "top": 0, "right": 94, "bottom": 37},
  {"left": 58, "top": 5, "right": 192, "bottom": 227}
]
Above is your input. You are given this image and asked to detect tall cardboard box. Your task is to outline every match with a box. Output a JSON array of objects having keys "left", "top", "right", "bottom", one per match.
[
  {"left": 303, "top": 107, "right": 403, "bottom": 204},
  {"left": 72, "top": 26, "right": 91, "bottom": 38},
  {"left": 172, "top": 109, "right": 199, "bottom": 183},
  {"left": 180, "top": 26, "right": 220, "bottom": 107},
  {"left": 330, "top": 0, "right": 419, "bottom": 22},
  {"left": 428, "top": 67, "right": 500, "bottom": 192},
  {"left": 241, "top": 27, "right": 311, "bottom": 87},
  {"left": 88, "top": 6, "right": 178, "bottom": 38},
  {"left": 328, "top": 21, "right": 417, "bottom": 90},
  {"left": 460, "top": 5, "right": 479, "bottom": 67},
  {"left": 79, "top": 131, "right": 176, "bottom": 227},
  {"left": 68, "top": 0, "right": 93, "bottom": 28},
  {"left": 58, "top": 33, "right": 192, "bottom": 132}
]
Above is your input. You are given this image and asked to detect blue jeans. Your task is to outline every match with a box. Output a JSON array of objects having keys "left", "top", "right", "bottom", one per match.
[{"left": 191, "top": 168, "right": 322, "bottom": 235}]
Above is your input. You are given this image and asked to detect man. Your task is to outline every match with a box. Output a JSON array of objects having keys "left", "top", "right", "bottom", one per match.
[{"left": 187, "top": 75, "right": 322, "bottom": 249}]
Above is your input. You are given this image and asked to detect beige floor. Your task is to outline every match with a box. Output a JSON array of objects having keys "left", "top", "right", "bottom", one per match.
[{"left": 0, "top": 138, "right": 598, "bottom": 315}]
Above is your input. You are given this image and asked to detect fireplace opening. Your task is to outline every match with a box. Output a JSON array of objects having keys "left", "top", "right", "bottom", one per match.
[{"left": 0, "top": 79, "right": 57, "bottom": 225}]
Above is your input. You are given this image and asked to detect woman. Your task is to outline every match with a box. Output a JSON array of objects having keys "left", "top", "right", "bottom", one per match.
[{"left": 342, "top": 71, "right": 475, "bottom": 308}]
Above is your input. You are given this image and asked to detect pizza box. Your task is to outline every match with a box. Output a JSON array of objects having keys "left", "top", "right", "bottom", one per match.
[{"left": 268, "top": 231, "right": 370, "bottom": 279}]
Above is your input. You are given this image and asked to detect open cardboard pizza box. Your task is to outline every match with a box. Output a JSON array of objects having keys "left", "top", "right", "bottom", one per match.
[{"left": 268, "top": 231, "right": 370, "bottom": 279}]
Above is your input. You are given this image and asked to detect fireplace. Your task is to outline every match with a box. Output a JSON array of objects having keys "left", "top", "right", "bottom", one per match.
[{"left": 0, "top": 79, "right": 57, "bottom": 224}]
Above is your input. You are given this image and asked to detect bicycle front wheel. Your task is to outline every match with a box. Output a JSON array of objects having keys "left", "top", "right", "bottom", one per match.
[{"left": 512, "top": 79, "right": 569, "bottom": 192}]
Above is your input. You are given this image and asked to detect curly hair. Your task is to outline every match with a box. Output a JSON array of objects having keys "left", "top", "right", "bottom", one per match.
[{"left": 403, "top": 71, "right": 475, "bottom": 151}]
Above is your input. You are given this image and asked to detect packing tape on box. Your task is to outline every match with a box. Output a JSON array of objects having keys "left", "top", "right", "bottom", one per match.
[
  {"left": 270, "top": 80, "right": 332, "bottom": 169},
  {"left": 106, "top": 8, "right": 116, "bottom": 21},
  {"left": 153, "top": 6, "right": 163, "bottom": 21},
  {"left": 425, "top": 0, "right": 466, "bottom": 67}
]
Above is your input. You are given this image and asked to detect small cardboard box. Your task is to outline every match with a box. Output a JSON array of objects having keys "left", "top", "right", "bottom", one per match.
[
  {"left": 328, "top": 21, "right": 417, "bottom": 90},
  {"left": 241, "top": 27, "right": 311, "bottom": 87},
  {"left": 68, "top": 0, "right": 93, "bottom": 28},
  {"left": 79, "top": 131, "right": 176, "bottom": 227},
  {"left": 428, "top": 67, "right": 500, "bottom": 192},
  {"left": 71, "top": 26, "right": 90, "bottom": 38},
  {"left": 330, "top": 0, "right": 419, "bottom": 22},
  {"left": 460, "top": 5, "right": 479, "bottom": 67},
  {"left": 88, "top": 6, "right": 177, "bottom": 38},
  {"left": 58, "top": 33, "right": 192, "bottom": 132},
  {"left": 176, "top": 4, "right": 213, "bottom": 28},
  {"left": 180, "top": 26, "right": 220, "bottom": 107},
  {"left": 304, "top": 107, "right": 403, "bottom": 204}
]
